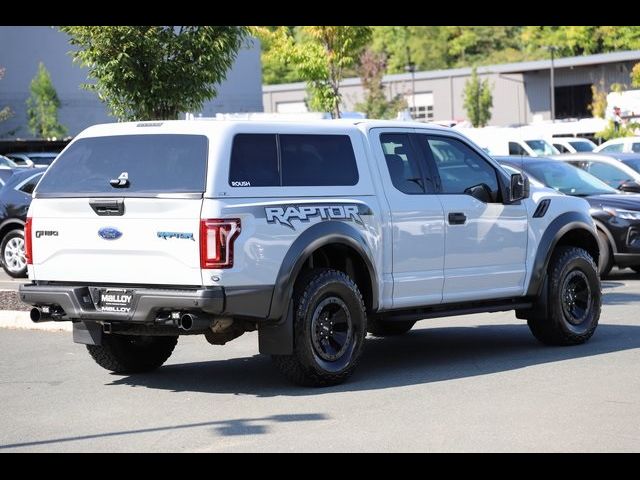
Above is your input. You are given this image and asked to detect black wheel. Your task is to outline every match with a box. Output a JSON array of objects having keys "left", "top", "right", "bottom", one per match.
[
  {"left": 86, "top": 335, "right": 178, "bottom": 373},
  {"left": 367, "top": 317, "right": 415, "bottom": 336},
  {"left": 596, "top": 230, "right": 613, "bottom": 277},
  {"left": 528, "top": 246, "right": 600, "bottom": 346},
  {"left": 1, "top": 229, "right": 27, "bottom": 278},
  {"left": 272, "top": 268, "right": 367, "bottom": 387}
]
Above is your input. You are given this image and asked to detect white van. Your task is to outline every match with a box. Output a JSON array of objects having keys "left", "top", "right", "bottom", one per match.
[{"left": 455, "top": 126, "right": 559, "bottom": 157}]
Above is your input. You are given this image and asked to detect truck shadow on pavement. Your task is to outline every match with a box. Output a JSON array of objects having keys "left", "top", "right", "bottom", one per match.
[{"left": 109, "top": 322, "right": 640, "bottom": 397}]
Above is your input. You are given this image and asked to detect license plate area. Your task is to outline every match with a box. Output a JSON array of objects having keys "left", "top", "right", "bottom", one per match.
[{"left": 97, "top": 288, "right": 134, "bottom": 313}]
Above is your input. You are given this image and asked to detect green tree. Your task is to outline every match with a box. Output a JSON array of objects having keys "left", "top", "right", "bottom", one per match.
[
  {"left": 632, "top": 63, "right": 640, "bottom": 88},
  {"left": 26, "top": 62, "right": 67, "bottom": 138},
  {"left": 589, "top": 81, "right": 607, "bottom": 119},
  {"left": 354, "top": 48, "right": 406, "bottom": 119},
  {"left": 0, "top": 67, "right": 12, "bottom": 123},
  {"left": 596, "top": 120, "right": 640, "bottom": 141},
  {"left": 258, "top": 26, "right": 371, "bottom": 118},
  {"left": 60, "top": 26, "right": 249, "bottom": 120},
  {"left": 463, "top": 68, "right": 493, "bottom": 127}
]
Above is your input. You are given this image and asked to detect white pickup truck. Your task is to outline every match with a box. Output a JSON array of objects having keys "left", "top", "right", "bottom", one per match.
[{"left": 20, "top": 119, "right": 601, "bottom": 386}]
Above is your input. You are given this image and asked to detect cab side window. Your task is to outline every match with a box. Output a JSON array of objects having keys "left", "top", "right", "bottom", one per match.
[
  {"left": 425, "top": 136, "right": 501, "bottom": 202},
  {"left": 600, "top": 142, "right": 624, "bottom": 153},
  {"left": 508, "top": 142, "right": 528, "bottom": 156},
  {"left": 379, "top": 133, "right": 427, "bottom": 194}
]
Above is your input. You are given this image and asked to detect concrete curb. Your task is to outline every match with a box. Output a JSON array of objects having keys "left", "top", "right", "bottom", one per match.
[{"left": 0, "top": 310, "right": 72, "bottom": 332}]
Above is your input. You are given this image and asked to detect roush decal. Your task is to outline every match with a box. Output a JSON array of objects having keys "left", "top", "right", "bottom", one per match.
[{"left": 265, "top": 204, "right": 367, "bottom": 230}]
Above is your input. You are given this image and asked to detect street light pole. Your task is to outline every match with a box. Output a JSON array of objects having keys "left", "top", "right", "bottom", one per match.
[
  {"left": 405, "top": 46, "right": 416, "bottom": 118},
  {"left": 549, "top": 46, "right": 557, "bottom": 122}
]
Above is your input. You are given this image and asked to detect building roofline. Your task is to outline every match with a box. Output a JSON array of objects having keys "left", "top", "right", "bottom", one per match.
[{"left": 263, "top": 50, "right": 640, "bottom": 93}]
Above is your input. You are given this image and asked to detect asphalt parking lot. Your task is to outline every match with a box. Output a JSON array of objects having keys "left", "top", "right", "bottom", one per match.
[{"left": 1, "top": 269, "right": 639, "bottom": 452}]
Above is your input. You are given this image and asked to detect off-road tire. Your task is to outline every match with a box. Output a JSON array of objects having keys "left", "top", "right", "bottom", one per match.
[
  {"left": 272, "top": 268, "right": 367, "bottom": 387},
  {"left": 87, "top": 335, "right": 178, "bottom": 373},
  {"left": 367, "top": 317, "right": 416, "bottom": 336},
  {"left": 528, "top": 246, "right": 600, "bottom": 346}
]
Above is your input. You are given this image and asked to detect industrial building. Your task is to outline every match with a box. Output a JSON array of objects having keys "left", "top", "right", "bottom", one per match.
[{"left": 263, "top": 50, "right": 640, "bottom": 126}]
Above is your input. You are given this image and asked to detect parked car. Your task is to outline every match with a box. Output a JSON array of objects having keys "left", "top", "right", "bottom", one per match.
[
  {"left": 549, "top": 153, "right": 640, "bottom": 193},
  {"left": 594, "top": 136, "right": 640, "bottom": 154},
  {"left": 4, "top": 152, "right": 59, "bottom": 168},
  {"left": 457, "top": 126, "right": 560, "bottom": 156},
  {"left": 601, "top": 152, "right": 640, "bottom": 175},
  {"left": 0, "top": 168, "right": 16, "bottom": 188},
  {"left": 0, "top": 168, "right": 45, "bottom": 277},
  {"left": 0, "top": 155, "right": 19, "bottom": 169},
  {"left": 498, "top": 156, "right": 640, "bottom": 276},
  {"left": 550, "top": 137, "right": 597, "bottom": 153}
]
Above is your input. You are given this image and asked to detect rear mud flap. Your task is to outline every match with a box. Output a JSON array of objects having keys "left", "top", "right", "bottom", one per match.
[
  {"left": 73, "top": 321, "right": 103, "bottom": 346},
  {"left": 258, "top": 302, "right": 294, "bottom": 355}
]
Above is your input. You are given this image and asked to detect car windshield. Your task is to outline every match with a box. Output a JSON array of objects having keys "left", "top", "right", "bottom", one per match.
[
  {"left": 524, "top": 140, "right": 559, "bottom": 155},
  {"left": 516, "top": 161, "right": 618, "bottom": 196},
  {"left": 568, "top": 140, "right": 595, "bottom": 152}
]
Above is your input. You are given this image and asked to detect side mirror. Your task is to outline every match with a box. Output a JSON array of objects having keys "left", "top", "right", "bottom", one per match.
[
  {"left": 510, "top": 173, "right": 529, "bottom": 202},
  {"left": 619, "top": 181, "right": 640, "bottom": 194}
]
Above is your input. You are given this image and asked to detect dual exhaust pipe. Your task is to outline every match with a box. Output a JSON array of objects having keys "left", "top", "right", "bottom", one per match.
[
  {"left": 176, "top": 313, "right": 212, "bottom": 331},
  {"left": 30, "top": 306, "right": 64, "bottom": 323}
]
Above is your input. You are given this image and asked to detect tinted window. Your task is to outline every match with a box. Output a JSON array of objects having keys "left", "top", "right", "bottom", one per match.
[
  {"left": 524, "top": 140, "right": 558, "bottom": 155},
  {"left": 20, "top": 177, "right": 41, "bottom": 195},
  {"left": 601, "top": 143, "right": 624, "bottom": 153},
  {"left": 229, "top": 134, "right": 278, "bottom": 187},
  {"left": 631, "top": 143, "right": 640, "bottom": 153},
  {"left": 554, "top": 143, "right": 569, "bottom": 153},
  {"left": 380, "top": 133, "right": 426, "bottom": 194},
  {"left": 622, "top": 159, "right": 640, "bottom": 173},
  {"left": 509, "top": 142, "right": 528, "bottom": 156},
  {"left": 229, "top": 134, "right": 359, "bottom": 187},
  {"left": 37, "top": 135, "right": 208, "bottom": 195},
  {"left": 587, "top": 162, "right": 632, "bottom": 187},
  {"left": 426, "top": 136, "right": 500, "bottom": 201},
  {"left": 29, "top": 155, "right": 58, "bottom": 166},
  {"left": 568, "top": 141, "right": 595, "bottom": 152},
  {"left": 280, "top": 135, "right": 358, "bottom": 186}
]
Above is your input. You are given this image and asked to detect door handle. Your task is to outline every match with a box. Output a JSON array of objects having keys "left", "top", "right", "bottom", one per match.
[{"left": 448, "top": 212, "right": 466, "bottom": 225}]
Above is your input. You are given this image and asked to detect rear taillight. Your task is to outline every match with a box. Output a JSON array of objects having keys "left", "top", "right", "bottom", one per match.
[
  {"left": 25, "top": 217, "right": 33, "bottom": 265},
  {"left": 200, "top": 218, "right": 241, "bottom": 269}
]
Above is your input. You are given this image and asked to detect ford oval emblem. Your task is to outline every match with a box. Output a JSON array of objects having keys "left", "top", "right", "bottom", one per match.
[{"left": 98, "top": 227, "right": 122, "bottom": 240}]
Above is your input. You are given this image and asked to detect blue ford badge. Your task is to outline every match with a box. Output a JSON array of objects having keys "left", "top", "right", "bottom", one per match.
[{"left": 98, "top": 227, "right": 123, "bottom": 240}]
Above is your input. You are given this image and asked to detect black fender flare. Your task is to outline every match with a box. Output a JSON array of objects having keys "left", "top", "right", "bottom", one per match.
[
  {"left": 526, "top": 211, "right": 599, "bottom": 297},
  {"left": 268, "top": 220, "right": 379, "bottom": 320},
  {"left": 258, "top": 221, "right": 379, "bottom": 355},
  {"left": 0, "top": 218, "right": 25, "bottom": 232},
  {"left": 592, "top": 219, "right": 617, "bottom": 255}
]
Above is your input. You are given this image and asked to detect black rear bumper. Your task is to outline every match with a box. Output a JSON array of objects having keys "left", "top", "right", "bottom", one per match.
[{"left": 19, "top": 283, "right": 225, "bottom": 323}]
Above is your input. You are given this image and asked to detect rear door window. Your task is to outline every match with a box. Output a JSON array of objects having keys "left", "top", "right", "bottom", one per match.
[{"left": 36, "top": 134, "right": 208, "bottom": 196}]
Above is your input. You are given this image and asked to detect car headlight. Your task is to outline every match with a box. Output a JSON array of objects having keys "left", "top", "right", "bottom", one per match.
[{"left": 603, "top": 207, "right": 640, "bottom": 220}]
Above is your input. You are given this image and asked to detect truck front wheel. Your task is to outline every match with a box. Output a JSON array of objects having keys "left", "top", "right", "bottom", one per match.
[
  {"left": 528, "top": 246, "right": 600, "bottom": 346},
  {"left": 86, "top": 335, "right": 178, "bottom": 373},
  {"left": 272, "top": 268, "right": 367, "bottom": 387}
]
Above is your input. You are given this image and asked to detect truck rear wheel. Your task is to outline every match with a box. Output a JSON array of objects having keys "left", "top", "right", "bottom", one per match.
[
  {"left": 272, "top": 268, "right": 367, "bottom": 387},
  {"left": 86, "top": 335, "right": 178, "bottom": 373},
  {"left": 528, "top": 246, "right": 600, "bottom": 346}
]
